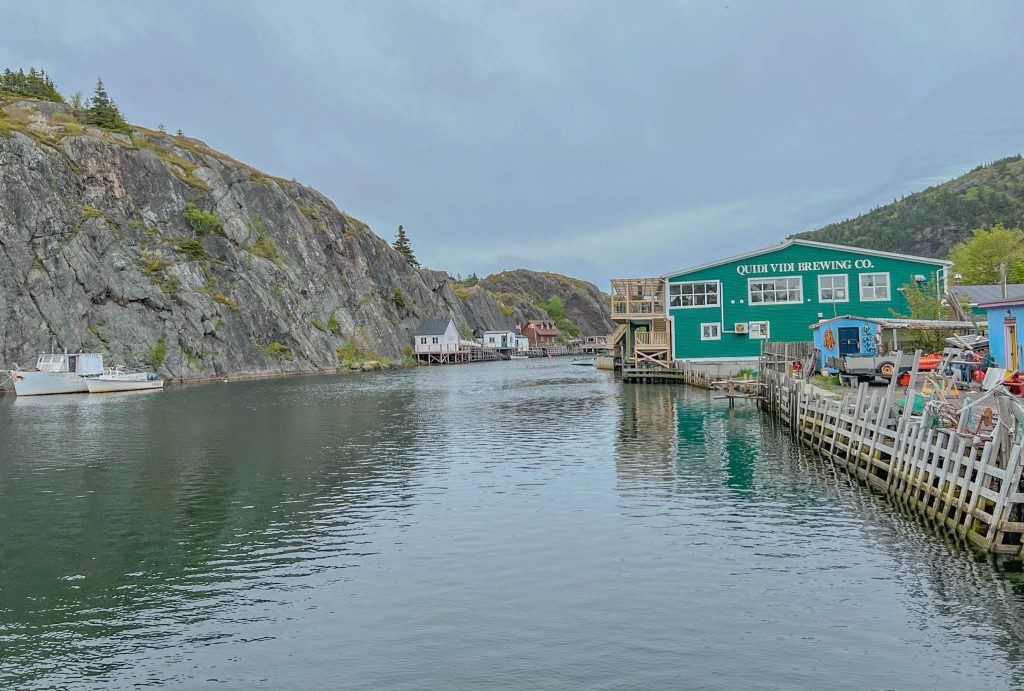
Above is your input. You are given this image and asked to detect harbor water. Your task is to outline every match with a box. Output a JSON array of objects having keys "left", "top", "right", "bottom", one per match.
[{"left": 2, "top": 359, "right": 1023, "bottom": 689}]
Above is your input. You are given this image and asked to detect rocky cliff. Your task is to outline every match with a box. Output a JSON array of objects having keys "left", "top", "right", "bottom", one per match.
[
  {"left": 477, "top": 270, "right": 614, "bottom": 337},
  {"left": 0, "top": 96, "right": 607, "bottom": 380}
]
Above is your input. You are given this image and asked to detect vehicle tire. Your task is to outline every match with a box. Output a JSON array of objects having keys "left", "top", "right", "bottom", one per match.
[{"left": 878, "top": 361, "right": 895, "bottom": 377}]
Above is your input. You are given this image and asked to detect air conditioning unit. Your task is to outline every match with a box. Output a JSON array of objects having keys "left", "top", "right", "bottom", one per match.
[{"left": 734, "top": 322, "right": 749, "bottom": 334}]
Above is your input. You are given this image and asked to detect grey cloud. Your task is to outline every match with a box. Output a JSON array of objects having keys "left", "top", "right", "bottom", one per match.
[{"left": 4, "top": 0, "right": 1024, "bottom": 288}]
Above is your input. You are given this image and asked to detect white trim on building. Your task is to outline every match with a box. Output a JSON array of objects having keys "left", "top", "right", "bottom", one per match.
[{"left": 660, "top": 238, "right": 952, "bottom": 279}]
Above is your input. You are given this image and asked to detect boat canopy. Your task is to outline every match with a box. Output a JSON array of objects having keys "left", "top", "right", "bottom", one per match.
[{"left": 34, "top": 353, "right": 104, "bottom": 375}]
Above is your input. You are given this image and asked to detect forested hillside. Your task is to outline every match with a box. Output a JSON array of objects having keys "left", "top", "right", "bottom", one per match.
[{"left": 794, "top": 155, "right": 1024, "bottom": 258}]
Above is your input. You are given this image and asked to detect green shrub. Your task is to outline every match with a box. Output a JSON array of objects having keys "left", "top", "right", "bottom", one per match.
[
  {"left": 392, "top": 286, "right": 407, "bottom": 309},
  {"left": 174, "top": 238, "right": 208, "bottom": 261},
  {"left": 539, "top": 295, "right": 580, "bottom": 338},
  {"left": 336, "top": 339, "right": 378, "bottom": 367},
  {"left": 255, "top": 340, "right": 292, "bottom": 360},
  {"left": 139, "top": 250, "right": 171, "bottom": 276},
  {"left": 148, "top": 335, "right": 166, "bottom": 369},
  {"left": 312, "top": 311, "right": 340, "bottom": 335},
  {"left": 246, "top": 216, "right": 279, "bottom": 263},
  {"left": 82, "top": 205, "right": 103, "bottom": 219},
  {"left": 213, "top": 293, "right": 239, "bottom": 314},
  {"left": 183, "top": 202, "right": 221, "bottom": 236},
  {"left": 267, "top": 342, "right": 291, "bottom": 359}
]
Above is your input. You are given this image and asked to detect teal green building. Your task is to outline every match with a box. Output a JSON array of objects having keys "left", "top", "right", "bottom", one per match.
[{"left": 664, "top": 239, "right": 950, "bottom": 362}]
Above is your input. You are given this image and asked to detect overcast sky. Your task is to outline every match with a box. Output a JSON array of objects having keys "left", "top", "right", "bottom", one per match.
[{"left": 5, "top": 1, "right": 1024, "bottom": 286}]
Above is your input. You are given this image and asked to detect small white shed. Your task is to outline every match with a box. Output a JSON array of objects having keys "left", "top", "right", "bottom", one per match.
[
  {"left": 414, "top": 318, "right": 460, "bottom": 355},
  {"left": 482, "top": 330, "right": 517, "bottom": 350}
]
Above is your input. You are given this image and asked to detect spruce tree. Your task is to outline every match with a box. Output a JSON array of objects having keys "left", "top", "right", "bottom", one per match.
[
  {"left": 393, "top": 225, "right": 419, "bottom": 266},
  {"left": 0, "top": 66, "right": 64, "bottom": 103},
  {"left": 82, "top": 78, "right": 130, "bottom": 133}
]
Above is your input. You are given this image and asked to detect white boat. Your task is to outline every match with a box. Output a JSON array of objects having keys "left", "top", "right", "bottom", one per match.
[
  {"left": 509, "top": 354, "right": 529, "bottom": 360},
  {"left": 10, "top": 352, "right": 104, "bottom": 396},
  {"left": 86, "top": 369, "right": 164, "bottom": 393},
  {"left": 571, "top": 357, "right": 595, "bottom": 366}
]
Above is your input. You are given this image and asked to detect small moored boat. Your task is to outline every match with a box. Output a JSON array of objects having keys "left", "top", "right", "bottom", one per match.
[
  {"left": 571, "top": 357, "right": 595, "bottom": 366},
  {"left": 10, "top": 352, "right": 104, "bottom": 396},
  {"left": 85, "top": 369, "right": 164, "bottom": 393}
]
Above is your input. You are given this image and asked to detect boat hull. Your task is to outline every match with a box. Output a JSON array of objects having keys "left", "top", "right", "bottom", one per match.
[
  {"left": 85, "top": 377, "right": 164, "bottom": 393},
  {"left": 11, "top": 371, "right": 90, "bottom": 396}
]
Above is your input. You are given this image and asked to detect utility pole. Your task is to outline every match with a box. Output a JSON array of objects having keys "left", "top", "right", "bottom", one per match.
[{"left": 1000, "top": 262, "right": 1008, "bottom": 299}]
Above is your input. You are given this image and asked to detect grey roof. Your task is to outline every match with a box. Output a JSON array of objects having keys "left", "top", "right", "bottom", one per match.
[
  {"left": 415, "top": 318, "right": 454, "bottom": 336},
  {"left": 950, "top": 284, "right": 1024, "bottom": 305},
  {"left": 810, "top": 315, "right": 976, "bottom": 330}
]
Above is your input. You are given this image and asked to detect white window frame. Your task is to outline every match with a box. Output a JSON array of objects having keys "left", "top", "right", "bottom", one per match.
[
  {"left": 700, "top": 322, "right": 721, "bottom": 341},
  {"left": 432, "top": 336, "right": 439, "bottom": 344},
  {"left": 748, "top": 321, "right": 770, "bottom": 339},
  {"left": 669, "top": 280, "right": 720, "bottom": 308},
  {"left": 817, "top": 273, "right": 849, "bottom": 303},
  {"left": 420, "top": 337, "right": 427, "bottom": 344},
  {"left": 859, "top": 272, "right": 891, "bottom": 302},
  {"left": 747, "top": 276, "right": 803, "bottom": 306}
]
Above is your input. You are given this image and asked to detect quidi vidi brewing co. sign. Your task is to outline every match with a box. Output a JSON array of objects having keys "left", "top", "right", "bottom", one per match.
[{"left": 735, "top": 259, "right": 875, "bottom": 275}]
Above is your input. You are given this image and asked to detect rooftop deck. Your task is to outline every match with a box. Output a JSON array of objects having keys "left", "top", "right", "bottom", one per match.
[{"left": 610, "top": 278, "right": 665, "bottom": 321}]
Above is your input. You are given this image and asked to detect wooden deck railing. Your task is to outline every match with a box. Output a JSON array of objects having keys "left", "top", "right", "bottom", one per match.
[{"left": 635, "top": 332, "right": 669, "bottom": 348}]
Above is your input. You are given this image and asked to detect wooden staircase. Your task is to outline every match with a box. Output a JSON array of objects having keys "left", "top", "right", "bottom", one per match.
[
  {"left": 633, "top": 317, "right": 671, "bottom": 368},
  {"left": 608, "top": 323, "right": 627, "bottom": 355}
]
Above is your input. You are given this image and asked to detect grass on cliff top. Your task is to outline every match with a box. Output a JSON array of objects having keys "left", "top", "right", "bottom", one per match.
[{"left": 0, "top": 94, "right": 291, "bottom": 193}]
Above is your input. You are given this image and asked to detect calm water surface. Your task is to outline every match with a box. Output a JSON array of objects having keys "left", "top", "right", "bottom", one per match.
[{"left": 2, "top": 359, "right": 1023, "bottom": 689}]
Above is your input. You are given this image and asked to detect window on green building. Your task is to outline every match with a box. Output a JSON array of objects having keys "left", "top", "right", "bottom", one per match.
[
  {"left": 749, "top": 321, "right": 770, "bottom": 339},
  {"left": 818, "top": 274, "right": 848, "bottom": 302},
  {"left": 670, "top": 281, "right": 719, "bottom": 308},
  {"left": 859, "top": 272, "right": 890, "bottom": 301},
  {"left": 748, "top": 277, "right": 802, "bottom": 305},
  {"left": 700, "top": 322, "right": 721, "bottom": 340}
]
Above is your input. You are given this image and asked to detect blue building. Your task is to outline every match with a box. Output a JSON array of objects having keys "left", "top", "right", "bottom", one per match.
[
  {"left": 810, "top": 316, "right": 882, "bottom": 370},
  {"left": 979, "top": 299, "right": 1024, "bottom": 370}
]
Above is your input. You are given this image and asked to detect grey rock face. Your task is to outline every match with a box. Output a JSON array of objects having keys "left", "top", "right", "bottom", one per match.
[
  {"left": 0, "top": 98, "right": 611, "bottom": 379},
  {"left": 479, "top": 270, "right": 615, "bottom": 337}
]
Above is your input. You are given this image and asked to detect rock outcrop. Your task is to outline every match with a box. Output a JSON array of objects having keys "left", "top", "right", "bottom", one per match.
[
  {"left": 478, "top": 270, "right": 614, "bottom": 337},
  {"left": 0, "top": 96, "right": 609, "bottom": 379}
]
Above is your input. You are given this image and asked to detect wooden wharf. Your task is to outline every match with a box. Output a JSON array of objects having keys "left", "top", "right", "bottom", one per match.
[
  {"left": 759, "top": 346, "right": 1024, "bottom": 557},
  {"left": 622, "top": 363, "right": 714, "bottom": 387},
  {"left": 416, "top": 347, "right": 507, "bottom": 365}
]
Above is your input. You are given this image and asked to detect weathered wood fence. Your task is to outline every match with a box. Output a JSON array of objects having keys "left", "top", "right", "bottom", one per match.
[{"left": 760, "top": 355, "right": 1024, "bottom": 557}]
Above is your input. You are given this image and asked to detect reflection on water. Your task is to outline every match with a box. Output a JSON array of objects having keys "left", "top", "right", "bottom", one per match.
[{"left": 2, "top": 361, "right": 1023, "bottom": 689}]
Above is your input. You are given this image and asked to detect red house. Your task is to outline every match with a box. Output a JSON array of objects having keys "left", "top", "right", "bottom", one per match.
[{"left": 521, "top": 319, "right": 561, "bottom": 347}]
